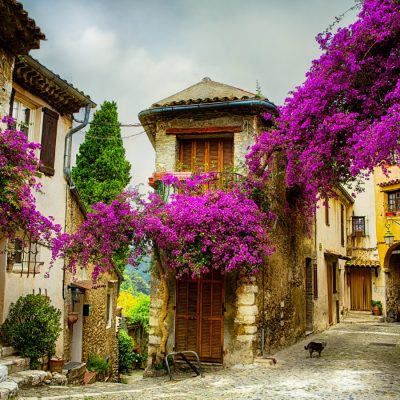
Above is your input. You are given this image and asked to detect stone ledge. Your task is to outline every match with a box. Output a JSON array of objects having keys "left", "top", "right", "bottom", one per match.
[{"left": 237, "top": 293, "right": 255, "bottom": 306}]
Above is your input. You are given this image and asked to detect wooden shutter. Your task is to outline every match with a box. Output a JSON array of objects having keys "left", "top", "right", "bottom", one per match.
[
  {"left": 180, "top": 141, "right": 193, "bottom": 171},
  {"left": 39, "top": 108, "right": 59, "bottom": 176},
  {"left": 175, "top": 277, "right": 198, "bottom": 353},
  {"left": 199, "top": 270, "right": 224, "bottom": 362},
  {"left": 222, "top": 138, "right": 234, "bottom": 169}
]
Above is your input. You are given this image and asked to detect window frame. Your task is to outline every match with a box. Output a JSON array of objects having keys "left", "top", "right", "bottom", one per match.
[
  {"left": 388, "top": 190, "right": 400, "bottom": 212},
  {"left": 351, "top": 216, "right": 366, "bottom": 237}
]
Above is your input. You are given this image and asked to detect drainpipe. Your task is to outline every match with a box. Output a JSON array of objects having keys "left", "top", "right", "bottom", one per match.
[{"left": 62, "top": 104, "right": 92, "bottom": 300}]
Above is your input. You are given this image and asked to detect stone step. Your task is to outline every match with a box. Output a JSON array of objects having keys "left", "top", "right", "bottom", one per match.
[
  {"left": 253, "top": 356, "right": 277, "bottom": 367},
  {"left": 0, "top": 380, "right": 18, "bottom": 400},
  {"left": 0, "top": 348, "right": 16, "bottom": 359},
  {"left": 0, "top": 366, "right": 7, "bottom": 383},
  {"left": 7, "top": 370, "right": 48, "bottom": 388},
  {"left": 0, "top": 356, "right": 30, "bottom": 375}
]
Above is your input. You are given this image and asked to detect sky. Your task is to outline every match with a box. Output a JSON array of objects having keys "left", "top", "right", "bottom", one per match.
[{"left": 22, "top": 0, "right": 359, "bottom": 190}]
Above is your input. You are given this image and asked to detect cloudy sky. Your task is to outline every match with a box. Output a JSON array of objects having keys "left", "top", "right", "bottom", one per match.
[{"left": 23, "top": 0, "right": 358, "bottom": 189}]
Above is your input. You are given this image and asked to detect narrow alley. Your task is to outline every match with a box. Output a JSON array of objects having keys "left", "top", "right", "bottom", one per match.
[{"left": 19, "top": 318, "right": 400, "bottom": 400}]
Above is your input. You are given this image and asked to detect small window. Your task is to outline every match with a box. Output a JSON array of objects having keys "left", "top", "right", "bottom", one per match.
[
  {"left": 313, "top": 265, "right": 318, "bottom": 299},
  {"left": 6, "top": 236, "right": 42, "bottom": 275},
  {"left": 388, "top": 191, "right": 400, "bottom": 212},
  {"left": 352, "top": 216, "right": 366, "bottom": 237},
  {"left": 106, "top": 293, "right": 112, "bottom": 328},
  {"left": 12, "top": 99, "right": 33, "bottom": 137},
  {"left": 340, "top": 205, "right": 345, "bottom": 247},
  {"left": 324, "top": 198, "right": 330, "bottom": 226}
]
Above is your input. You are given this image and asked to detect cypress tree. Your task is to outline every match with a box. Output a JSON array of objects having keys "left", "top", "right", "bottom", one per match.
[{"left": 72, "top": 101, "right": 131, "bottom": 209}]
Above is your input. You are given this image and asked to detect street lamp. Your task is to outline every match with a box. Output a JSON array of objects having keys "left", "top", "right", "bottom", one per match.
[{"left": 384, "top": 228, "right": 394, "bottom": 246}]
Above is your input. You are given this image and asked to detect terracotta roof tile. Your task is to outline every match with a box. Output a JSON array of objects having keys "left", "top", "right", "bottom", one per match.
[{"left": 378, "top": 179, "right": 400, "bottom": 187}]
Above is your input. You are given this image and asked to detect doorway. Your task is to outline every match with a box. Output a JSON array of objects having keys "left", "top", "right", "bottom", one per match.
[
  {"left": 175, "top": 269, "right": 224, "bottom": 363},
  {"left": 350, "top": 268, "right": 371, "bottom": 311}
]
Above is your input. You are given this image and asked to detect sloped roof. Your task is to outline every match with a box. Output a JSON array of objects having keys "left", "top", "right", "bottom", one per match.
[
  {"left": 13, "top": 55, "right": 96, "bottom": 115},
  {"left": 152, "top": 77, "right": 264, "bottom": 107},
  {"left": 0, "top": 0, "right": 45, "bottom": 55},
  {"left": 378, "top": 178, "right": 400, "bottom": 187},
  {"left": 346, "top": 258, "right": 380, "bottom": 268}
]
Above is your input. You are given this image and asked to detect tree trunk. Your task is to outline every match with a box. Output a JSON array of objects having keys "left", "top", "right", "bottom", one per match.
[{"left": 154, "top": 247, "right": 169, "bottom": 359}]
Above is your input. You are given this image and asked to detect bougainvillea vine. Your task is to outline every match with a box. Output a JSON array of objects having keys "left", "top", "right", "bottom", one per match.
[
  {"left": 0, "top": 116, "right": 60, "bottom": 242},
  {"left": 246, "top": 0, "right": 400, "bottom": 215}
]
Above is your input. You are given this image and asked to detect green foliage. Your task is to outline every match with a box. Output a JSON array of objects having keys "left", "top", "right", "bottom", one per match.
[
  {"left": 0, "top": 294, "right": 62, "bottom": 369},
  {"left": 118, "top": 330, "right": 137, "bottom": 373},
  {"left": 371, "top": 300, "right": 383, "bottom": 310},
  {"left": 121, "top": 269, "right": 150, "bottom": 296},
  {"left": 72, "top": 101, "right": 131, "bottom": 209},
  {"left": 126, "top": 294, "right": 150, "bottom": 332},
  {"left": 87, "top": 354, "right": 109, "bottom": 374}
]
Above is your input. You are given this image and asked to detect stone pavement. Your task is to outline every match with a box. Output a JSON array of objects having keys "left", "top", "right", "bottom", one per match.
[{"left": 18, "top": 321, "right": 400, "bottom": 400}]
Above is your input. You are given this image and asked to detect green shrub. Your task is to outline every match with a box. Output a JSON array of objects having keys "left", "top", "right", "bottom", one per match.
[
  {"left": 87, "top": 354, "right": 109, "bottom": 374},
  {"left": 118, "top": 330, "right": 136, "bottom": 373},
  {"left": 0, "top": 294, "right": 62, "bottom": 369}
]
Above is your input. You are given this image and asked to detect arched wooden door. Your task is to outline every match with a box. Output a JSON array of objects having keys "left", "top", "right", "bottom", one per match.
[{"left": 175, "top": 269, "right": 224, "bottom": 363}]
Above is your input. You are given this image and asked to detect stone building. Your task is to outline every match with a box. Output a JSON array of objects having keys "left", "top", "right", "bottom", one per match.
[
  {"left": 63, "top": 188, "right": 121, "bottom": 381},
  {"left": 139, "top": 78, "right": 312, "bottom": 367},
  {"left": 374, "top": 166, "right": 400, "bottom": 321}
]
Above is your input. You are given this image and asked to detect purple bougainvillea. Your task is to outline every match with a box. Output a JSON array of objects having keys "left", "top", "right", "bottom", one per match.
[
  {"left": 247, "top": 0, "right": 400, "bottom": 215},
  {"left": 0, "top": 116, "right": 60, "bottom": 242}
]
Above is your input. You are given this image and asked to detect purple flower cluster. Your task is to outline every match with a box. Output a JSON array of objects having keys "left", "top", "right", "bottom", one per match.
[
  {"left": 0, "top": 116, "right": 60, "bottom": 242},
  {"left": 247, "top": 0, "right": 400, "bottom": 215},
  {"left": 53, "top": 184, "right": 274, "bottom": 280}
]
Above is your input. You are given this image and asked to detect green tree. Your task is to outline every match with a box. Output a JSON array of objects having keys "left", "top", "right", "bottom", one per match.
[{"left": 72, "top": 101, "right": 131, "bottom": 209}]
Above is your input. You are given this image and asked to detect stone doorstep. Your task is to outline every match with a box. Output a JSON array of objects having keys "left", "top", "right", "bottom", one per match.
[
  {"left": 253, "top": 357, "right": 278, "bottom": 367},
  {"left": 0, "top": 366, "right": 7, "bottom": 384},
  {"left": 0, "top": 356, "right": 30, "bottom": 375}
]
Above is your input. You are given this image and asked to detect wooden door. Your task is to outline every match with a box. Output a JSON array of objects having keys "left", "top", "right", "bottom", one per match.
[
  {"left": 175, "top": 270, "right": 224, "bottom": 363},
  {"left": 350, "top": 268, "right": 371, "bottom": 311}
]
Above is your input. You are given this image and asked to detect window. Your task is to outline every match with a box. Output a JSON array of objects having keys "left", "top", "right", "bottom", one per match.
[
  {"left": 106, "top": 292, "right": 112, "bottom": 328},
  {"left": 11, "top": 98, "right": 33, "bottom": 137},
  {"left": 340, "top": 205, "right": 345, "bottom": 247},
  {"left": 179, "top": 138, "right": 234, "bottom": 172},
  {"left": 352, "top": 216, "right": 366, "bottom": 237},
  {"left": 39, "top": 108, "right": 59, "bottom": 176},
  {"left": 6, "top": 235, "right": 42, "bottom": 275},
  {"left": 388, "top": 190, "right": 400, "bottom": 212},
  {"left": 324, "top": 197, "right": 330, "bottom": 226}
]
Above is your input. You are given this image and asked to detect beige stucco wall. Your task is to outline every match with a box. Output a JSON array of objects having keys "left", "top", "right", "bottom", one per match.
[
  {"left": 0, "top": 85, "right": 70, "bottom": 356},
  {"left": 314, "top": 194, "right": 351, "bottom": 331}
]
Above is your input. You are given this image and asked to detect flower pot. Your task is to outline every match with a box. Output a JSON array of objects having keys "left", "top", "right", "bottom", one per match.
[
  {"left": 386, "top": 212, "right": 395, "bottom": 217},
  {"left": 68, "top": 311, "right": 79, "bottom": 329},
  {"left": 49, "top": 357, "right": 64, "bottom": 373},
  {"left": 372, "top": 306, "right": 382, "bottom": 316}
]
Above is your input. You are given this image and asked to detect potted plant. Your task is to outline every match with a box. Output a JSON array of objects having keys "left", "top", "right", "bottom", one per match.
[{"left": 371, "top": 300, "right": 383, "bottom": 316}]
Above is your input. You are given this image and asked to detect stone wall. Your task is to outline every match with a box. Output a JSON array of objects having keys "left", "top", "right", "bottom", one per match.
[
  {"left": 64, "top": 190, "right": 119, "bottom": 381},
  {"left": 0, "top": 48, "right": 13, "bottom": 119}
]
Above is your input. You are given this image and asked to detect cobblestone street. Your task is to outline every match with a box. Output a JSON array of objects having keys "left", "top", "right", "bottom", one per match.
[{"left": 19, "top": 320, "right": 400, "bottom": 400}]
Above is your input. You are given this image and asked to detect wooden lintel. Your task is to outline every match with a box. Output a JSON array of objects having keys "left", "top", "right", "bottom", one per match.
[{"left": 165, "top": 126, "right": 242, "bottom": 135}]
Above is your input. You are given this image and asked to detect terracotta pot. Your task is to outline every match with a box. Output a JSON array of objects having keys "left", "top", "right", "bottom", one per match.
[
  {"left": 372, "top": 306, "right": 382, "bottom": 316},
  {"left": 68, "top": 311, "right": 79, "bottom": 329},
  {"left": 49, "top": 358, "right": 64, "bottom": 373}
]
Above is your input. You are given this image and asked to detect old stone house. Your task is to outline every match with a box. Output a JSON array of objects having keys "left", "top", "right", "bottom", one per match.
[
  {"left": 63, "top": 187, "right": 121, "bottom": 381},
  {"left": 139, "top": 78, "right": 312, "bottom": 367}
]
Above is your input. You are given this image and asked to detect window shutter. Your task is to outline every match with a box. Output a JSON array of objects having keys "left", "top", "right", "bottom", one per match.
[
  {"left": 175, "top": 278, "right": 198, "bottom": 353},
  {"left": 180, "top": 140, "right": 193, "bottom": 172},
  {"left": 39, "top": 108, "right": 59, "bottom": 176},
  {"left": 222, "top": 138, "right": 234, "bottom": 170},
  {"left": 208, "top": 139, "right": 219, "bottom": 171}
]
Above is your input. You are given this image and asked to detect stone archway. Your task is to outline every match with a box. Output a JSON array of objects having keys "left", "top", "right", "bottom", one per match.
[{"left": 384, "top": 243, "right": 400, "bottom": 322}]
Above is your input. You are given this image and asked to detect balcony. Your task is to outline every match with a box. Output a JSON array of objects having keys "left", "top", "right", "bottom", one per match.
[{"left": 148, "top": 171, "right": 243, "bottom": 201}]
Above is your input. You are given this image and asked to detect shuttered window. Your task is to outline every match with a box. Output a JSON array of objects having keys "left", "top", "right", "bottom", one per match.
[
  {"left": 179, "top": 138, "right": 233, "bottom": 172},
  {"left": 39, "top": 108, "right": 59, "bottom": 176},
  {"left": 175, "top": 270, "right": 224, "bottom": 363}
]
